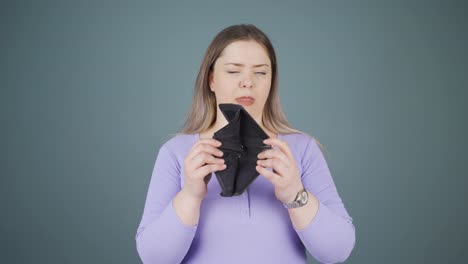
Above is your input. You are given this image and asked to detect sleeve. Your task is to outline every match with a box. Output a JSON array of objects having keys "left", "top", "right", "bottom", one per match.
[
  {"left": 293, "top": 136, "right": 356, "bottom": 263},
  {"left": 135, "top": 142, "right": 198, "bottom": 264}
]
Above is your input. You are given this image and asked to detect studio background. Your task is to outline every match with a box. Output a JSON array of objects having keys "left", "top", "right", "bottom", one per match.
[{"left": 1, "top": 1, "right": 467, "bottom": 263}]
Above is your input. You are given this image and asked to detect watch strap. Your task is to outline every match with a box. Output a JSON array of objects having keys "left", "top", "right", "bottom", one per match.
[{"left": 282, "top": 188, "right": 308, "bottom": 209}]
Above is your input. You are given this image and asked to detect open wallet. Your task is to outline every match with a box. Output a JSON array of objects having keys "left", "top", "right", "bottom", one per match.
[{"left": 212, "top": 103, "right": 273, "bottom": 197}]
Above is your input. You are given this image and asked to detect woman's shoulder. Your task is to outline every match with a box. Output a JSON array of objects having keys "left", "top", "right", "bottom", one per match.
[
  {"left": 281, "top": 131, "right": 314, "bottom": 147},
  {"left": 159, "top": 133, "right": 196, "bottom": 152},
  {"left": 158, "top": 131, "right": 324, "bottom": 158},
  {"left": 281, "top": 131, "right": 325, "bottom": 156}
]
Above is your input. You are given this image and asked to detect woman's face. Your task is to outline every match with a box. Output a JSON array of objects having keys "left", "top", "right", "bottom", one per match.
[{"left": 209, "top": 40, "right": 272, "bottom": 121}]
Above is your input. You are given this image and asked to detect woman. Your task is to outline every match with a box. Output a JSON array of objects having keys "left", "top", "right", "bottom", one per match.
[{"left": 135, "top": 24, "right": 356, "bottom": 264}]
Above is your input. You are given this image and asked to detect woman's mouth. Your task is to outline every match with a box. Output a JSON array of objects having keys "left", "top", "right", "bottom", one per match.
[{"left": 235, "top": 96, "right": 255, "bottom": 106}]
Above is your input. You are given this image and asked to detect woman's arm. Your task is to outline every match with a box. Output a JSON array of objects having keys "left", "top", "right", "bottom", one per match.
[
  {"left": 135, "top": 142, "right": 198, "bottom": 264},
  {"left": 172, "top": 188, "right": 203, "bottom": 226},
  {"left": 292, "top": 136, "right": 356, "bottom": 263}
]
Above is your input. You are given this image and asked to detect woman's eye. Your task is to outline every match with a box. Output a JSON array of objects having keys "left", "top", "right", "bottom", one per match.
[{"left": 226, "top": 71, "right": 266, "bottom": 75}]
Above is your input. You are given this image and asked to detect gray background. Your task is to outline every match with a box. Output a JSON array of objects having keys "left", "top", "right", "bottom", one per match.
[{"left": 1, "top": 1, "right": 467, "bottom": 263}]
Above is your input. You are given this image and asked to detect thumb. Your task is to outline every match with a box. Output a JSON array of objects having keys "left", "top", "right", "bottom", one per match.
[{"left": 204, "top": 173, "right": 212, "bottom": 185}]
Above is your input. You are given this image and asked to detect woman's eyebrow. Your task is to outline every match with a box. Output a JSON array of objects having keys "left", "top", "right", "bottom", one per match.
[{"left": 224, "top": 63, "right": 269, "bottom": 68}]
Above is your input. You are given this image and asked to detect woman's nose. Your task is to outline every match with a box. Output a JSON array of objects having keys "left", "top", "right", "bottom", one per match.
[{"left": 240, "top": 77, "right": 253, "bottom": 88}]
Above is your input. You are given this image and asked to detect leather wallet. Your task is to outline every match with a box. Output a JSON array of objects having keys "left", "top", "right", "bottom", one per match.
[{"left": 212, "top": 103, "right": 272, "bottom": 197}]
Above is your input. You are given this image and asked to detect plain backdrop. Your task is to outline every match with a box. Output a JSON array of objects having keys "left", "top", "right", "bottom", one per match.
[{"left": 1, "top": 1, "right": 467, "bottom": 263}]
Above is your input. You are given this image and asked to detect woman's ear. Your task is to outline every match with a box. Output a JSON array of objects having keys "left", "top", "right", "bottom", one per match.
[{"left": 209, "top": 72, "right": 215, "bottom": 92}]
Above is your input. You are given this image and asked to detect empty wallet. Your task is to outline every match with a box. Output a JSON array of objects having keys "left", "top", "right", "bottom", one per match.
[{"left": 212, "top": 103, "right": 272, "bottom": 197}]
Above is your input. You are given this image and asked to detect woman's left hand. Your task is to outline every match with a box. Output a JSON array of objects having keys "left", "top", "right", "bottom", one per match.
[{"left": 256, "top": 137, "right": 304, "bottom": 204}]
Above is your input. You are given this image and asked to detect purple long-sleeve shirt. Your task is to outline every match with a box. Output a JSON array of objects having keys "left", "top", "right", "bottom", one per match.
[{"left": 135, "top": 132, "right": 356, "bottom": 264}]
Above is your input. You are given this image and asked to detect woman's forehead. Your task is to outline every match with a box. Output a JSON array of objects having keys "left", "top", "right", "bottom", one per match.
[{"left": 218, "top": 41, "right": 270, "bottom": 66}]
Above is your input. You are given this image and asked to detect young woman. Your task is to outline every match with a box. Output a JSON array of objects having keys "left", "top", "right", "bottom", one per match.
[{"left": 135, "top": 24, "right": 356, "bottom": 264}]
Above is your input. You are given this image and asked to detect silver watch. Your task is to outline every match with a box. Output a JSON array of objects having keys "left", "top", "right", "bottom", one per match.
[{"left": 283, "top": 188, "right": 308, "bottom": 209}]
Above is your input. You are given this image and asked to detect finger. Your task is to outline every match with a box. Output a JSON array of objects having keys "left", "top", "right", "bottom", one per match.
[
  {"left": 197, "top": 138, "right": 223, "bottom": 148},
  {"left": 187, "top": 142, "right": 224, "bottom": 163},
  {"left": 257, "top": 148, "right": 289, "bottom": 166},
  {"left": 196, "top": 143, "right": 224, "bottom": 158},
  {"left": 192, "top": 163, "right": 227, "bottom": 180},
  {"left": 187, "top": 153, "right": 223, "bottom": 173},
  {"left": 256, "top": 165, "right": 283, "bottom": 186},
  {"left": 263, "top": 138, "right": 293, "bottom": 159},
  {"left": 187, "top": 139, "right": 222, "bottom": 159},
  {"left": 256, "top": 158, "right": 289, "bottom": 177}
]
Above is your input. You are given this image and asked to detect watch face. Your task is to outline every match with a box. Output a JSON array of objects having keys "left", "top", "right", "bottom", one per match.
[{"left": 300, "top": 192, "right": 308, "bottom": 203}]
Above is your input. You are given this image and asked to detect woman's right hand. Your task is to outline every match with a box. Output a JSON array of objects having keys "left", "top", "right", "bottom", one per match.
[{"left": 182, "top": 138, "right": 226, "bottom": 202}]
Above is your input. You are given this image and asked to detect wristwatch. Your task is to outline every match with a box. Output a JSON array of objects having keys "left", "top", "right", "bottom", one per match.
[{"left": 283, "top": 188, "right": 308, "bottom": 209}]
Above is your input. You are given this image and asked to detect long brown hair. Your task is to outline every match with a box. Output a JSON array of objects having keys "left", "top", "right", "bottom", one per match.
[{"left": 174, "top": 24, "right": 326, "bottom": 153}]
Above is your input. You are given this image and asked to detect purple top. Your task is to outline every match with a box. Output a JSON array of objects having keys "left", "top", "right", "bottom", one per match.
[{"left": 135, "top": 132, "right": 355, "bottom": 263}]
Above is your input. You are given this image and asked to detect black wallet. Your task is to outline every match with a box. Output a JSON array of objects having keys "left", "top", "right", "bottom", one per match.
[{"left": 212, "top": 103, "right": 272, "bottom": 197}]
